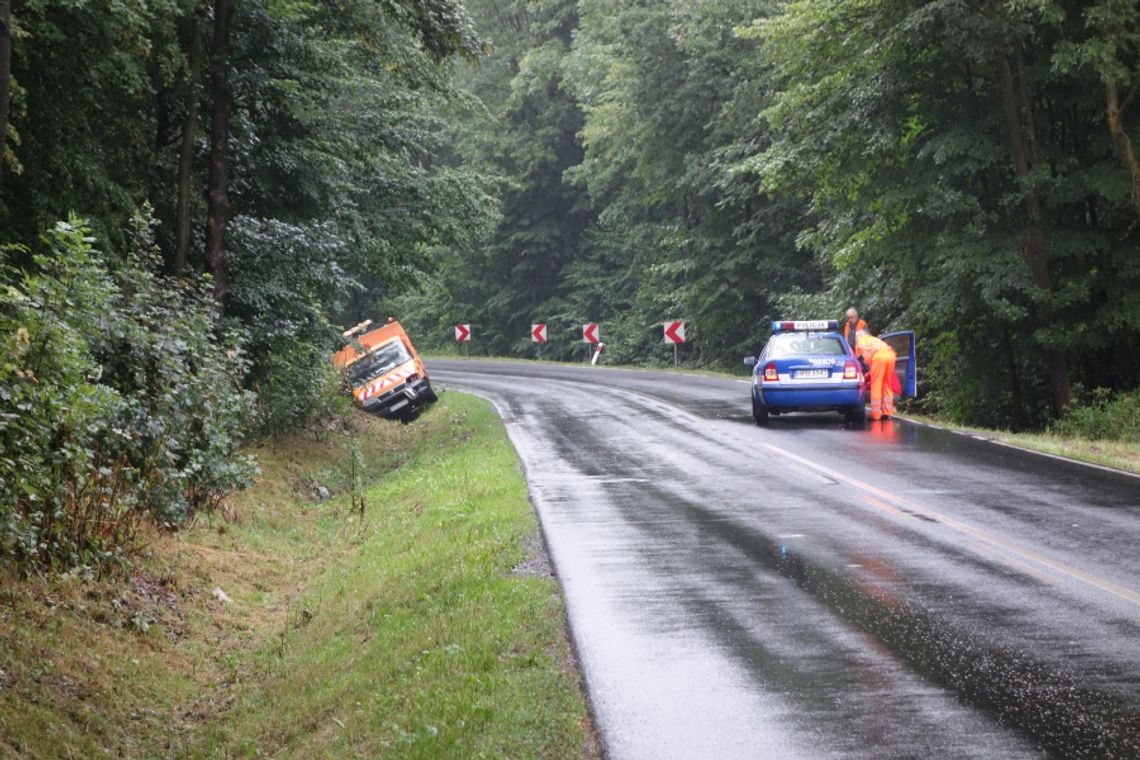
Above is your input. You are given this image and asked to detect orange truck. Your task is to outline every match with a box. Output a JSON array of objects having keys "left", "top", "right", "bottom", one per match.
[{"left": 332, "top": 318, "right": 437, "bottom": 419}]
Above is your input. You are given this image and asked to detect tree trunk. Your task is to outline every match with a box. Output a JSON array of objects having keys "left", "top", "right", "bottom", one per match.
[
  {"left": 175, "top": 6, "right": 205, "bottom": 278},
  {"left": 0, "top": 0, "right": 11, "bottom": 183},
  {"left": 1106, "top": 79, "right": 1140, "bottom": 222},
  {"left": 204, "top": 0, "right": 234, "bottom": 305},
  {"left": 1003, "top": 329, "right": 1028, "bottom": 432},
  {"left": 995, "top": 50, "right": 1071, "bottom": 416}
]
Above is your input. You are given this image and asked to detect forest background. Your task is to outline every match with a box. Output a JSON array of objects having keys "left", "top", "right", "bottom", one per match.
[{"left": 3, "top": 0, "right": 1140, "bottom": 569}]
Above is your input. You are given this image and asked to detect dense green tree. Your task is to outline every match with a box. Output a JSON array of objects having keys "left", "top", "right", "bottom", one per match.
[
  {"left": 1, "top": 0, "right": 496, "bottom": 423},
  {"left": 0, "top": 0, "right": 498, "bottom": 570},
  {"left": 397, "top": 0, "right": 815, "bottom": 364},
  {"left": 387, "top": 0, "right": 592, "bottom": 357},
  {"left": 2, "top": 1, "right": 185, "bottom": 247},
  {"left": 740, "top": 0, "right": 1140, "bottom": 426},
  {"left": 561, "top": 0, "right": 812, "bottom": 364},
  {"left": 204, "top": 0, "right": 234, "bottom": 302},
  {"left": 0, "top": 0, "right": 11, "bottom": 179},
  {"left": 394, "top": 0, "right": 1140, "bottom": 430},
  {"left": 1054, "top": 0, "right": 1140, "bottom": 221},
  {"left": 210, "top": 0, "right": 495, "bottom": 423}
]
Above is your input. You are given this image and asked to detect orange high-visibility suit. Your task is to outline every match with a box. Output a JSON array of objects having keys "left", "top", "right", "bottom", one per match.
[
  {"left": 843, "top": 318, "right": 867, "bottom": 349},
  {"left": 855, "top": 333, "right": 896, "bottom": 421}
]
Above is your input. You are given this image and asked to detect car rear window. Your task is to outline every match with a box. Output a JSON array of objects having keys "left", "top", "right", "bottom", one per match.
[{"left": 765, "top": 334, "right": 848, "bottom": 358}]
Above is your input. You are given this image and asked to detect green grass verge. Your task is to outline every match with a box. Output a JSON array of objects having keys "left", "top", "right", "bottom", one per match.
[
  {"left": 902, "top": 413, "right": 1140, "bottom": 476},
  {"left": 0, "top": 393, "right": 595, "bottom": 759}
]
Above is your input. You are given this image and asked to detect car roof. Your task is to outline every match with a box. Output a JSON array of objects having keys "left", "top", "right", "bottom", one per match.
[{"left": 762, "top": 331, "right": 853, "bottom": 357}]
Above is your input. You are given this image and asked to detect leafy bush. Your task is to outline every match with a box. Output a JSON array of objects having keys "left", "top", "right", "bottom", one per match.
[
  {"left": 915, "top": 328, "right": 1052, "bottom": 431},
  {"left": 1050, "top": 388, "right": 1140, "bottom": 442},
  {"left": 252, "top": 341, "right": 350, "bottom": 437},
  {"left": 1, "top": 247, "right": 131, "bottom": 568},
  {"left": 225, "top": 216, "right": 352, "bottom": 436},
  {"left": 1, "top": 214, "right": 256, "bottom": 571}
]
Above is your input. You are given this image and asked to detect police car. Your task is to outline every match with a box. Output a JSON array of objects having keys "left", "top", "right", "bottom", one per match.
[{"left": 744, "top": 320, "right": 916, "bottom": 427}]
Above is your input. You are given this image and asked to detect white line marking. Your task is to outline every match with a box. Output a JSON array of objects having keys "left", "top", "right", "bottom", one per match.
[
  {"left": 758, "top": 442, "right": 1140, "bottom": 607},
  {"left": 895, "top": 415, "right": 1140, "bottom": 480}
]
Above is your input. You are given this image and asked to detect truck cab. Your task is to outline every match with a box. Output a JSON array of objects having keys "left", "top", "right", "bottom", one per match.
[{"left": 332, "top": 318, "right": 437, "bottom": 419}]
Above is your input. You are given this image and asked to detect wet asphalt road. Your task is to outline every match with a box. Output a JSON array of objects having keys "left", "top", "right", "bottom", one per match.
[{"left": 429, "top": 359, "right": 1140, "bottom": 760}]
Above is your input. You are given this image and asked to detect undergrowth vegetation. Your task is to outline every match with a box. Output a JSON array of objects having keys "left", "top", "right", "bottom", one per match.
[
  {"left": 1051, "top": 388, "right": 1140, "bottom": 442},
  {"left": 1, "top": 214, "right": 256, "bottom": 572}
]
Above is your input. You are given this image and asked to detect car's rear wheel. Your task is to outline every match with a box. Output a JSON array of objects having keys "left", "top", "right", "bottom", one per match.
[
  {"left": 752, "top": 397, "right": 770, "bottom": 427},
  {"left": 844, "top": 404, "right": 866, "bottom": 428}
]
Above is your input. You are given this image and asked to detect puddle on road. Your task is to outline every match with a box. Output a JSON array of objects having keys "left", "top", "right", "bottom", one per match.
[
  {"left": 594, "top": 467, "right": 1139, "bottom": 759},
  {"left": 703, "top": 517, "right": 1140, "bottom": 760},
  {"left": 531, "top": 393, "right": 1140, "bottom": 759}
]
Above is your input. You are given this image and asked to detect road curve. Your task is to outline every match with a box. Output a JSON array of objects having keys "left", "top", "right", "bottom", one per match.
[{"left": 429, "top": 359, "right": 1140, "bottom": 760}]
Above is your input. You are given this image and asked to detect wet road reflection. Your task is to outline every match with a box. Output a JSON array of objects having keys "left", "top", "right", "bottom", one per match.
[{"left": 431, "top": 359, "right": 1140, "bottom": 760}]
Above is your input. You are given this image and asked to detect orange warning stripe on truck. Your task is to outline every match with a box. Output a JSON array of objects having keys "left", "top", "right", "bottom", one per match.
[{"left": 359, "top": 364, "right": 416, "bottom": 400}]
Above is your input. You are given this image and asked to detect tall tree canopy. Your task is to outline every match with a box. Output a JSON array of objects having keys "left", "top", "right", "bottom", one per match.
[
  {"left": 392, "top": 0, "right": 1140, "bottom": 430},
  {"left": 1, "top": 0, "right": 499, "bottom": 569},
  {"left": 5, "top": 0, "right": 1140, "bottom": 444},
  {"left": 738, "top": 0, "right": 1140, "bottom": 426},
  {"left": 1, "top": 0, "right": 496, "bottom": 426}
]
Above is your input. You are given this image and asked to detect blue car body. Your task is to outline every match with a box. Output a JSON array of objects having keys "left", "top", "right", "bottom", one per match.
[{"left": 747, "top": 320, "right": 917, "bottom": 426}]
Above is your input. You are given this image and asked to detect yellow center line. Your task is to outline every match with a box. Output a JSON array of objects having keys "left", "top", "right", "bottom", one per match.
[
  {"left": 964, "top": 538, "right": 1063, "bottom": 589},
  {"left": 760, "top": 442, "right": 1140, "bottom": 607},
  {"left": 859, "top": 494, "right": 907, "bottom": 519}
]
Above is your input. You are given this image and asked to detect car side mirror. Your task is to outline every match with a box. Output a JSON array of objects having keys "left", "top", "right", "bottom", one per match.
[{"left": 743, "top": 356, "right": 756, "bottom": 367}]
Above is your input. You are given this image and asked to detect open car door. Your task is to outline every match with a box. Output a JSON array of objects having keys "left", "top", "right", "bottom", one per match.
[{"left": 881, "top": 331, "right": 916, "bottom": 397}]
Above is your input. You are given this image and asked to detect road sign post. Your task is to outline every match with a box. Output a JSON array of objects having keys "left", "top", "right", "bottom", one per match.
[
  {"left": 664, "top": 320, "right": 685, "bottom": 367},
  {"left": 591, "top": 343, "right": 605, "bottom": 366},
  {"left": 532, "top": 323, "right": 546, "bottom": 359},
  {"left": 455, "top": 323, "right": 471, "bottom": 356},
  {"left": 583, "top": 323, "right": 600, "bottom": 363}
]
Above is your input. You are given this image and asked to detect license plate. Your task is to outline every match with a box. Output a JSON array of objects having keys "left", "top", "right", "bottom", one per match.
[{"left": 794, "top": 369, "right": 830, "bottom": 379}]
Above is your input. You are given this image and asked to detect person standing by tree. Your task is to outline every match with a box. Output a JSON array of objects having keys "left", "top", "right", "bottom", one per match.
[
  {"left": 855, "top": 329, "right": 896, "bottom": 421},
  {"left": 843, "top": 308, "right": 867, "bottom": 350}
]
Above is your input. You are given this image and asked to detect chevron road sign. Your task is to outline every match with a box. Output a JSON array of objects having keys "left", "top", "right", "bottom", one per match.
[{"left": 664, "top": 321, "right": 686, "bottom": 344}]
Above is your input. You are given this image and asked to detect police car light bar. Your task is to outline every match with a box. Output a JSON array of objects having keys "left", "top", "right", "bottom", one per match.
[{"left": 771, "top": 320, "right": 840, "bottom": 333}]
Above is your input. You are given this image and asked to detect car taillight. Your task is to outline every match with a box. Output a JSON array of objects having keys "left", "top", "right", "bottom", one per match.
[
  {"left": 844, "top": 361, "right": 858, "bottom": 380},
  {"left": 763, "top": 363, "right": 779, "bottom": 382}
]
